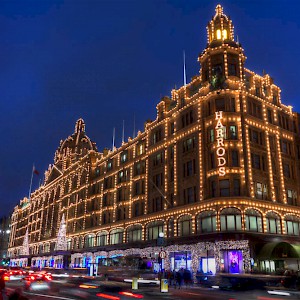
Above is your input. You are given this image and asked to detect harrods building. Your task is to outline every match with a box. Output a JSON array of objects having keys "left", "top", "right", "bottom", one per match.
[{"left": 8, "top": 5, "right": 300, "bottom": 275}]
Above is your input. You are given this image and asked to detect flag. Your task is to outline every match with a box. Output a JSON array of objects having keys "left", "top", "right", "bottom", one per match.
[{"left": 33, "top": 166, "right": 39, "bottom": 175}]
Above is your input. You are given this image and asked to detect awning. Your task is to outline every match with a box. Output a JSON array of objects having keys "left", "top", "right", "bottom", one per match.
[{"left": 257, "top": 242, "right": 300, "bottom": 260}]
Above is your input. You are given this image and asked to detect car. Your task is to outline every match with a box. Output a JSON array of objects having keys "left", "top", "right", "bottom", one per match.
[
  {"left": 59, "top": 278, "right": 144, "bottom": 299},
  {"left": 23, "top": 272, "right": 52, "bottom": 291}
]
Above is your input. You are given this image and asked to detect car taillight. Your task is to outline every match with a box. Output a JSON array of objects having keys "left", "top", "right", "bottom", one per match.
[
  {"left": 119, "top": 291, "right": 144, "bottom": 299},
  {"left": 96, "top": 293, "right": 120, "bottom": 300},
  {"left": 3, "top": 276, "right": 9, "bottom": 281}
]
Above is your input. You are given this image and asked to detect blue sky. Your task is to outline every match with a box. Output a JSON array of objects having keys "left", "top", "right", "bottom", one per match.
[{"left": 1, "top": 0, "right": 299, "bottom": 216}]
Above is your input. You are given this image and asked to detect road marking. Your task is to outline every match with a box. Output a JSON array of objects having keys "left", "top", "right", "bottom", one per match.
[{"left": 24, "top": 292, "right": 77, "bottom": 300}]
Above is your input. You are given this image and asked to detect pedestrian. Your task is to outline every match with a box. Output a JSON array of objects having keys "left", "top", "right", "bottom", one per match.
[
  {"left": 0, "top": 272, "right": 5, "bottom": 300},
  {"left": 175, "top": 270, "right": 182, "bottom": 289}
]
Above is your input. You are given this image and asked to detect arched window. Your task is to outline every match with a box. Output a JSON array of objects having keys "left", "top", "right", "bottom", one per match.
[
  {"left": 96, "top": 232, "right": 108, "bottom": 246},
  {"left": 167, "top": 218, "right": 174, "bottom": 238},
  {"left": 197, "top": 211, "right": 216, "bottom": 233},
  {"left": 78, "top": 236, "right": 84, "bottom": 249},
  {"left": 84, "top": 235, "right": 95, "bottom": 248},
  {"left": 146, "top": 221, "right": 164, "bottom": 240},
  {"left": 110, "top": 229, "right": 124, "bottom": 245},
  {"left": 220, "top": 207, "right": 242, "bottom": 231},
  {"left": 266, "top": 212, "right": 281, "bottom": 234},
  {"left": 127, "top": 225, "right": 142, "bottom": 243},
  {"left": 245, "top": 209, "right": 263, "bottom": 232},
  {"left": 284, "top": 215, "right": 300, "bottom": 236},
  {"left": 177, "top": 215, "right": 192, "bottom": 236}
]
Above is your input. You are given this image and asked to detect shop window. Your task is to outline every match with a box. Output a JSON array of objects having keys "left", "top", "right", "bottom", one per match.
[{"left": 84, "top": 235, "right": 95, "bottom": 248}]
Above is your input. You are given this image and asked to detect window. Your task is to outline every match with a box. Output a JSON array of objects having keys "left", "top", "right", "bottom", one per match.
[
  {"left": 285, "top": 216, "right": 300, "bottom": 236},
  {"left": 283, "top": 163, "right": 291, "bottom": 178},
  {"left": 233, "top": 179, "right": 240, "bottom": 196},
  {"left": 255, "top": 182, "right": 268, "bottom": 200},
  {"left": 96, "top": 233, "right": 107, "bottom": 246},
  {"left": 181, "top": 110, "right": 194, "bottom": 128},
  {"left": 133, "top": 201, "right": 144, "bottom": 217},
  {"left": 110, "top": 229, "right": 124, "bottom": 245},
  {"left": 215, "top": 98, "right": 225, "bottom": 112},
  {"left": 228, "top": 64, "right": 237, "bottom": 76},
  {"left": 147, "top": 222, "right": 164, "bottom": 240},
  {"left": 184, "top": 186, "right": 197, "bottom": 204},
  {"left": 220, "top": 208, "right": 242, "bottom": 231},
  {"left": 120, "top": 151, "right": 128, "bottom": 163},
  {"left": 229, "top": 125, "right": 237, "bottom": 140},
  {"left": 211, "top": 181, "right": 217, "bottom": 198},
  {"left": 231, "top": 150, "right": 239, "bottom": 167},
  {"left": 251, "top": 153, "right": 261, "bottom": 170},
  {"left": 136, "top": 143, "right": 145, "bottom": 155},
  {"left": 170, "top": 122, "right": 175, "bottom": 135},
  {"left": 134, "top": 161, "right": 145, "bottom": 176},
  {"left": 266, "top": 212, "right": 281, "bottom": 234},
  {"left": 197, "top": 211, "right": 216, "bottom": 233},
  {"left": 245, "top": 209, "right": 262, "bottom": 232},
  {"left": 219, "top": 180, "right": 230, "bottom": 197},
  {"left": 287, "top": 189, "right": 297, "bottom": 206},
  {"left": 183, "top": 137, "right": 195, "bottom": 152},
  {"left": 127, "top": 225, "right": 142, "bottom": 242},
  {"left": 248, "top": 99, "right": 262, "bottom": 119},
  {"left": 267, "top": 109, "right": 273, "bottom": 123},
  {"left": 209, "top": 128, "right": 214, "bottom": 142},
  {"left": 178, "top": 215, "right": 192, "bottom": 236},
  {"left": 153, "top": 152, "right": 163, "bottom": 166},
  {"left": 184, "top": 160, "right": 195, "bottom": 177},
  {"left": 152, "top": 129, "right": 162, "bottom": 144},
  {"left": 107, "top": 160, "right": 113, "bottom": 171}
]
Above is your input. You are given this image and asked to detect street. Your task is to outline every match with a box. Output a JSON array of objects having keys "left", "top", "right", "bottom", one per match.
[{"left": 5, "top": 280, "right": 300, "bottom": 300}]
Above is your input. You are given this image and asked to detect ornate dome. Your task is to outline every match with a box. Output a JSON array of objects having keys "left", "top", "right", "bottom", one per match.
[{"left": 54, "top": 119, "right": 98, "bottom": 166}]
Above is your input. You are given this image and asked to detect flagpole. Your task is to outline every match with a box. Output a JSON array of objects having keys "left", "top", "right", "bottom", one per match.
[{"left": 28, "top": 164, "right": 34, "bottom": 200}]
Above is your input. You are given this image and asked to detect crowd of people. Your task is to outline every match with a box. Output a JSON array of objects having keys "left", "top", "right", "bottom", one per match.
[{"left": 162, "top": 268, "right": 193, "bottom": 289}]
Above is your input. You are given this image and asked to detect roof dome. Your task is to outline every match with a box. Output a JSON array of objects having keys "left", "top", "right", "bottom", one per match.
[{"left": 54, "top": 118, "right": 97, "bottom": 165}]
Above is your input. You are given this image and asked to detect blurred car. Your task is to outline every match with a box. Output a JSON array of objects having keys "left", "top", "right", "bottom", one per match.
[
  {"left": 59, "top": 278, "right": 144, "bottom": 299},
  {"left": 3, "top": 269, "right": 27, "bottom": 281},
  {"left": 23, "top": 272, "right": 52, "bottom": 291}
]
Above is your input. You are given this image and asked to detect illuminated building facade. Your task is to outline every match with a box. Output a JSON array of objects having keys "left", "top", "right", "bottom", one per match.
[{"left": 8, "top": 5, "right": 300, "bottom": 275}]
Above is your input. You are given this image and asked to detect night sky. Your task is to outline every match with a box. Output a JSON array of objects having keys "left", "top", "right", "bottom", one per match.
[{"left": 1, "top": 0, "right": 300, "bottom": 217}]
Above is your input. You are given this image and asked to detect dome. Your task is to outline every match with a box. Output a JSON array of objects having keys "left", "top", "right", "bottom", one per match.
[{"left": 54, "top": 119, "right": 98, "bottom": 165}]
